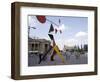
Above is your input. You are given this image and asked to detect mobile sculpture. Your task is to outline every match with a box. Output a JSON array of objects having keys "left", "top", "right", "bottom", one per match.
[{"left": 29, "top": 16, "right": 65, "bottom": 64}]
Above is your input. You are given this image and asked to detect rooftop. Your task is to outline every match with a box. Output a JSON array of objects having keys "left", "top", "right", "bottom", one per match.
[{"left": 28, "top": 37, "right": 51, "bottom": 43}]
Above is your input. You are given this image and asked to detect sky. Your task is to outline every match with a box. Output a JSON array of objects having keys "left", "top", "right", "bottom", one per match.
[{"left": 28, "top": 15, "right": 88, "bottom": 50}]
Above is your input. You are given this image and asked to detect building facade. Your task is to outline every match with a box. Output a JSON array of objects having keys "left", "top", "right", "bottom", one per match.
[{"left": 28, "top": 38, "right": 51, "bottom": 55}]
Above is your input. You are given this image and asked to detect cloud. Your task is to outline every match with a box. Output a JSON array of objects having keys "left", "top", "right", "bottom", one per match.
[
  {"left": 75, "top": 31, "right": 87, "bottom": 37},
  {"left": 55, "top": 36, "right": 88, "bottom": 50},
  {"left": 74, "top": 31, "right": 88, "bottom": 46},
  {"left": 55, "top": 38, "right": 78, "bottom": 50},
  {"left": 65, "top": 39, "right": 78, "bottom": 47}
]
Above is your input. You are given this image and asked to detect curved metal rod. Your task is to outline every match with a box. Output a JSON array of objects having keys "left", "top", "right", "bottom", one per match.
[{"left": 46, "top": 18, "right": 59, "bottom": 27}]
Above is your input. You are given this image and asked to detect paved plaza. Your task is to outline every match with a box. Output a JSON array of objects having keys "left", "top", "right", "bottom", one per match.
[{"left": 28, "top": 51, "right": 88, "bottom": 66}]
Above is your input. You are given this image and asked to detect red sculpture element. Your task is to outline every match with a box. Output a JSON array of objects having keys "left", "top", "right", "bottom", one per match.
[{"left": 36, "top": 16, "right": 46, "bottom": 23}]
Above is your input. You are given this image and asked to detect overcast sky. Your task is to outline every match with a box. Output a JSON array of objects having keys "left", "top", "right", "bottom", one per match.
[{"left": 28, "top": 15, "right": 88, "bottom": 50}]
